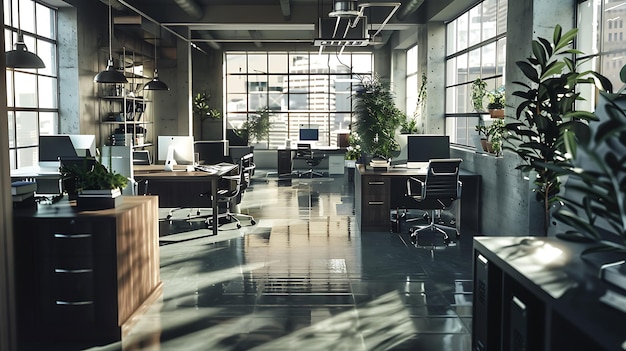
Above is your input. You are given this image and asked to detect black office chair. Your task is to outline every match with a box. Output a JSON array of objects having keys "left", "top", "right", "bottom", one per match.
[
  {"left": 406, "top": 158, "right": 462, "bottom": 246},
  {"left": 204, "top": 159, "right": 256, "bottom": 230},
  {"left": 293, "top": 143, "right": 325, "bottom": 178}
]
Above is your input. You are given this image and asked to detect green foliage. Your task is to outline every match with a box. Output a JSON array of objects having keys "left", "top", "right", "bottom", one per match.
[
  {"left": 193, "top": 91, "right": 221, "bottom": 119},
  {"left": 471, "top": 78, "right": 487, "bottom": 112},
  {"left": 353, "top": 75, "right": 405, "bottom": 159},
  {"left": 476, "top": 119, "right": 506, "bottom": 155},
  {"left": 345, "top": 132, "right": 362, "bottom": 160},
  {"left": 505, "top": 24, "right": 612, "bottom": 235},
  {"left": 400, "top": 118, "right": 419, "bottom": 134},
  {"left": 243, "top": 107, "right": 271, "bottom": 144},
  {"left": 487, "top": 87, "right": 505, "bottom": 109},
  {"left": 61, "top": 159, "right": 128, "bottom": 192},
  {"left": 549, "top": 67, "right": 626, "bottom": 250}
]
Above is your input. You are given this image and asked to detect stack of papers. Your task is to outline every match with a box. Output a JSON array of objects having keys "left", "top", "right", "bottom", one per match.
[
  {"left": 369, "top": 159, "right": 389, "bottom": 168},
  {"left": 11, "top": 181, "right": 37, "bottom": 203}
]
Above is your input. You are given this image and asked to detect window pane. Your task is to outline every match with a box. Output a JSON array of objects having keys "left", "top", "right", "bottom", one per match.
[
  {"left": 481, "top": 43, "right": 497, "bottom": 75},
  {"left": 14, "top": 72, "right": 37, "bottom": 107},
  {"left": 457, "top": 12, "right": 469, "bottom": 52},
  {"left": 18, "top": 147, "right": 37, "bottom": 168},
  {"left": 6, "top": 72, "right": 14, "bottom": 107},
  {"left": 38, "top": 76, "right": 57, "bottom": 108},
  {"left": 19, "top": 0, "right": 36, "bottom": 34},
  {"left": 248, "top": 53, "right": 267, "bottom": 73},
  {"left": 352, "top": 53, "right": 372, "bottom": 73},
  {"left": 290, "top": 53, "right": 310, "bottom": 73},
  {"left": 268, "top": 53, "right": 288, "bottom": 72},
  {"left": 37, "top": 40, "right": 56, "bottom": 76},
  {"left": 496, "top": 39, "right": 506, "bottom": 76},
  {"left": 496, "top": 0, "right": 508, "bottom": 35},
  {"left": 482, "top": 0, "right": 497, "bottom": 41},
  {"left": 39, "top": 112, "right": 57, "bottom": 135},
  {"left": 468, "top": 48, "right": 481, "bottom": 83},
  {"left": 227, "top": 93, "right": 247, "bottom": 111},
  {"left": 36, "top": 2, "right": 55, "bottom": 39},
  {"left": 227, "top": 74, "right": 247, "bottom": 94},
  {"left": 8, "top": 111, "right": 15, "bottom": 147},
  {"left": 15, "top": 111, "right": 38, "bottom": 147},
  {"left": 226, "top": 54, "right": 246, "bottom": 74},
  {"left": 468, "top": 5, "right": 482, "bottom": 47}
]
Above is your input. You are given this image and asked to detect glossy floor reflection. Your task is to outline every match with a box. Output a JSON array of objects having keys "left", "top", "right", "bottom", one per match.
[{"left": 30, "top": 171, "right": 474, "bottom": 350}]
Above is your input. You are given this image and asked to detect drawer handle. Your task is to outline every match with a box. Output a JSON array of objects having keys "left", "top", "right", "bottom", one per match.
[
  {"left": 368, "top": 181, "right": 385, "bottom": 185},
  {"left": 54, "top": 233, "right": 92, "bottom": 239},
  {"left": 55, "top": 269, "right": 93, "bottom": 274},
  {"left": 368, "top": 201, "right": 385, "bottom": 205},
  {"left": 56, "top": 301, "right": 94, "bottom": 306}
]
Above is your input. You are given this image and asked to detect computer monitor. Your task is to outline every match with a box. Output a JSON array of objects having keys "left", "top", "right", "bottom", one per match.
[
  {"left": 406, "top": 135, "right": 450, "bottom": 169},
  {"left": 194, "top": 140, "right": 230, "bottom": 164},
  {"left": 299, "top": 128, "right": 319, "bottom": 141},
  {"left": 39, "top": 134, "right": 96, "bottom": 169},
  {"left": 158, "top": 136, "right": 195, "bottom": 166}
]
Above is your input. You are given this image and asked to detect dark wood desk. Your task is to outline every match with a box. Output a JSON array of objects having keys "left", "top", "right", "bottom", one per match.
[
  {"left": 355, "top": 164, "right": 481, "bottom": 232},
  {"left": 12, "top": 196, "right": 161, "bottom": 344},
  {"left": 133, "top": 164, "right": 237, "bottom": 236}
]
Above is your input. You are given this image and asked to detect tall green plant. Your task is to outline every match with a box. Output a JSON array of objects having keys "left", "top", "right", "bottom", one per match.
[
  {"left": 505, "top": 25, "right": 612, "bottom": 235},
  {"left": 353, "top": 75, "right": 405, "bottom": 159},
  {"left": 243, "top": 107, "right": 271, "bottom": 144},
  {"left": 547, "top": 66, "right": 626, "bottom": 251}
]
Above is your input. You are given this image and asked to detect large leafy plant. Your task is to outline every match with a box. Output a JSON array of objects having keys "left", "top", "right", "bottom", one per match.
[
  {"left": 61, "top": 159, "right": 128, "bottom": 192},
  {"left": 550, "top": 66, "right": 626, "bottom": 251},
  {"left": 505, "top": 25, "right": 611, "bottom": 235},
  {"left": 353, "top": 75, "right": 405, "bottom": 159},
  {"left": 243, "top": 107, "right": 271, "bottom": 144}
]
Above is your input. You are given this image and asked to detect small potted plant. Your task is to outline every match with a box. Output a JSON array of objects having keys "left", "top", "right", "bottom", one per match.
[
  {"left": 486, "top": 87, "right": 505, "bottom": 118},
  {"left": 475, "top": 119, "right": 505, "bottom": 155},
  {"left": 61, "top": 158, "right": 129, "bottom": 210},
  {"left": 471, "top": 78, "right": 487, "bottom": 113}
]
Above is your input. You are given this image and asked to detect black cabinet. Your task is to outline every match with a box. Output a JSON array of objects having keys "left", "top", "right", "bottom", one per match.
[{"left": 473, "top": 237, "right": 623, "bottom": 351}]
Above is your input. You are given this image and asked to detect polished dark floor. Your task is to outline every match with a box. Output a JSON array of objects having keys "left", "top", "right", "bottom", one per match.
[{"left": 29, "top": 170, "right": 475, "bottom": 351}]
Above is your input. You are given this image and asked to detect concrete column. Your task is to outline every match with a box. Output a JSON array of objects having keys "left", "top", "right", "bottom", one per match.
[
  {"left": 424, "top": 21, "right": 445, "bottom": 134},
  {"left": 57, "top": 7, "right": 81, "bottom": 134}
]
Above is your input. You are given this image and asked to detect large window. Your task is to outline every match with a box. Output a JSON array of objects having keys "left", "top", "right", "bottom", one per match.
[
  {"left": 444, "top": 0, "right": 507, "bottom": 146},
  {"left": 577, "top": 0, "right": 626, "bottom": 111},
  {"left": 405, "top": 45, "right": 419, "bottom": 119},
  {"left": 225, "top": 52, "right": 372, "bottom": 149},
  {"left": 5, "top": 0, "right": 58, "bottom": 169}
]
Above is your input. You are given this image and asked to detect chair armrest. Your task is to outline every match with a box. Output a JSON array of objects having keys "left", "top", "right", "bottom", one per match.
[
  {"left": 406, "top": 176, "right": 425, "bottom": 197},
  {"left": 457, "top": 180, "right": 463, "bottom": 198}
]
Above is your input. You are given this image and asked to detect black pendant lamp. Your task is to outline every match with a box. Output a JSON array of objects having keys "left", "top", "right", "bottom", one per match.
[
  {"left": 6, "top": 0, "right": 45, "bottom": 69},
  {"left": 144, "top": 39, "right": 169, "bottom": 91},
  {"left": 94, "top": 0, "right": 127, "bottom": 83}
]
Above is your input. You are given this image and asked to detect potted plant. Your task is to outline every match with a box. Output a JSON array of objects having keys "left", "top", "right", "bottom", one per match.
[
  {"left": 61, "top": 158, "right": 129, "bottom": 210},
  {"left": 344, "top": 132, "right": 362, "bottom": 167},
  {"left": 242, "top": 106, "right": 270, "bottom": 148},
  {"left": 505, "top": 25, "right": 612, "bottom": 235},
  {"left": 401, "top": 73, "right": 427, "bottom": 134},
  {"left": 353, "top": 75, "right": 405, "bottom": 164},
  {"left": 486, "top": 87, "right": 505, "bottom": 118},
  {"left": 475, "top": 119, "right": 505, "bottom": 155},
  {"left": 471, "top": 78, "right": 487, "bottom": 113},
  {"left": 193, "top": 90, "right": 221, "bottom": 140}
]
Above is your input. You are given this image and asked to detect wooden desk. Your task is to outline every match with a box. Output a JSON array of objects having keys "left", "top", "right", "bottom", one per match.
[
  {"left": 133, "top": 164, "right": 237, "bottom": 235},
  {"left": 12, "top": 196, "right": 161, "bottom": 344},
  {"left": 355, "top": 164, "right": 481, "bottom": 232}
]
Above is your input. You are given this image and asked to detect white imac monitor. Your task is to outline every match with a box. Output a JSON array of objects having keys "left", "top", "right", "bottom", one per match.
[{"left": 158, "top": 136, "right": 195, "bottom": 169}]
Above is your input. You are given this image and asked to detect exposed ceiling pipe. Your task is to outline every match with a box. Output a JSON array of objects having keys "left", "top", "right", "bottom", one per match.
[
  {"left": 280, "top": 0, "right": 291, "bottom": 20},
  {"left": 396, "top": 0, "right": 425, "bottom": 21},
  {"left": 98, "top": 0, "right": 125, "bottom": 11},
  {"left": 173, "top": 0, "right": 204, "bottom": 21},
  {"left": 197, "top": 32, "right": 222, "bottom": 50},
  {"left": 115, "top": 0, "right": 208, "bottom": 54}
]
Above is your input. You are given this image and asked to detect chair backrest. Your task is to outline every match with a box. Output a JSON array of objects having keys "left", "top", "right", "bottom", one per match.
[
  {"left": 295, "top": 143, "right": 312, "bottom": 158},
  {"left": 423, "top": 158, "right": 462, "bottom": 201},
  {"left": 217, "top": 161, "right": 243, "bottom": 200}
]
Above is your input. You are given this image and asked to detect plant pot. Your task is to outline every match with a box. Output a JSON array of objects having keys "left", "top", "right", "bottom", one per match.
[
  {"left": 77, "top": 188, "right": 122, "bottom": 210},
  {"left": 485, "top": 141, "right": 494, "bottom": 154},
  {"left": 480, "top": 139, "right": 489, "bottom": 152},
  {"left": 489, "top": 109, "right": 505, "bottom": 119},
  {"left": 344, "top": 159, "right": 356, "bottom": 168}
]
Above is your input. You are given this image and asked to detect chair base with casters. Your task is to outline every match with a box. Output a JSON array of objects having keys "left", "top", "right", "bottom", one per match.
[
  {"left": 408, "top": 208, "right": 458, "bottom": 246},
  {"left": 204, "top": 199, "right": 256, "bottom": 231}
]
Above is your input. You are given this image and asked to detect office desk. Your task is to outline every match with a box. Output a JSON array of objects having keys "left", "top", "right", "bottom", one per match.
[
  {"left": 10, "top": 166, "right": 65, "bottom": 195},
  {"left": 133, "top": 164, "right": 237, "bottom": 235},
  {"left": 355, "top": 164, "right": 481, "bottom": 233},
  {"left": 277, "top": 148, "right": 346, "bottom": 176}
]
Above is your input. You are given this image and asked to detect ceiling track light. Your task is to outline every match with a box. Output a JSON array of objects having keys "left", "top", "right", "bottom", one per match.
[
  {"left": 144, "top": 38, "right": 169, "bottom": 91},
  {"left": 94, "top": 0, "right": 128, "bottom": 83},
  {"left": 6, "top": 0, "right": 45, "bottom": 69}
]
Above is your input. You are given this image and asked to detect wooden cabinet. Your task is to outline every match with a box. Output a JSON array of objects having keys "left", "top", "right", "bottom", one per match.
[
  {"left": 355, "top": 170, "right": 390, "bottom": 230},
  {"left": 13, "top": 196, "right": 161, "bottom": 343},
  {"left": 473, "top": 237, "right": 624, "bottom": 351}
]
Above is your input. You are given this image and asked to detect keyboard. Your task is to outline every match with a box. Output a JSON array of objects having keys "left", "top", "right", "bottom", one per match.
[{"left": 194, "top": 165, "right": 219, "bottom": 173}]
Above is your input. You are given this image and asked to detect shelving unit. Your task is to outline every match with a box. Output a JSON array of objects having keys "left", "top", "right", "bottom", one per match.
[{"left": 98, "top": 48, "right": 153, "bottom": 151}]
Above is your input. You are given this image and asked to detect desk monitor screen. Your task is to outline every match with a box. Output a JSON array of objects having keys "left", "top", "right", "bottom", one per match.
[
  {"left": 407, "top": 135, "right": 450, "bottom": 169},
  {"left": 299, "top": 128, "right": 319, "bottom": 141},
  {"left": 39, "top": 134, "right": 96, "bottom": 169},
  {"left": 158, "top": 136, "right": 195, "bottom": 165}
]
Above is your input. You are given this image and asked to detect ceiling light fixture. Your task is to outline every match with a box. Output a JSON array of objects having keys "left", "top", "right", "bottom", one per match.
[
  {"left": 94, "top": 0, "right": 128, "bottom": 83},
  {"left": 5, "top": 0, "right": 45, "bottom": 69},
  {"left": 144, "top": 38, "right": 169, "bottom": 91}
]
